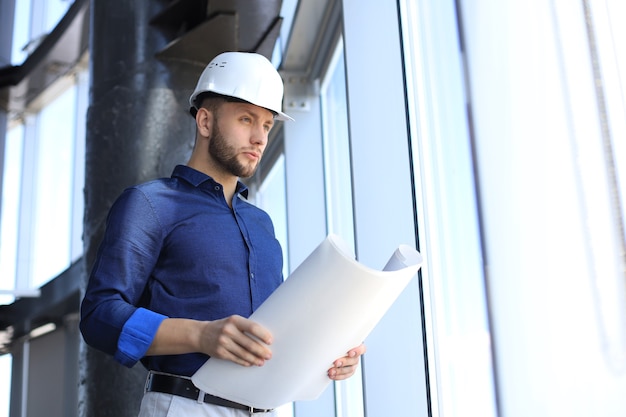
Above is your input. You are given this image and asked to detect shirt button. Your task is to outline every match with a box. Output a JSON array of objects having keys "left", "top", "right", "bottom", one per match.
[
  {"left": 214, "top": 185, "right": 220, "bottom": 191},
  {"left": 250, "top": 272, "right": 255, "bottom": 279}
]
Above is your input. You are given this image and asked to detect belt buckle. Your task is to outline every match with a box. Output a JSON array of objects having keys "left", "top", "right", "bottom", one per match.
[
  {"left": 249, "top": 405, "right": 272, "bottom": 415},
  {"left": 144, "top": 372, "right": 153, "bottom": 393}
]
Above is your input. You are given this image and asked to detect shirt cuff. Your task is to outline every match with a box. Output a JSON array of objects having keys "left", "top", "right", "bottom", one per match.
[{"left": 114, "top": 307, "right": 167, "bottom": 367}]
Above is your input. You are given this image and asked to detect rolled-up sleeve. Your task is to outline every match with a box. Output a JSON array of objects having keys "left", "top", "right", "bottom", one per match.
[{"left": 115, "top": 307, "right": 167, "bottom": 366}]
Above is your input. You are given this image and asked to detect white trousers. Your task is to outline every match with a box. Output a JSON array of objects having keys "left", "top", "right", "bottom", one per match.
[{"left": 137, "top": 391, "right": 277, "bottom": 417}]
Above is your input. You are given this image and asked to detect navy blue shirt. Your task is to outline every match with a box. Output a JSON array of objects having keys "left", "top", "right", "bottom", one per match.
[{"left": 80, "top": 165, "right": 283, "bottom": 376}]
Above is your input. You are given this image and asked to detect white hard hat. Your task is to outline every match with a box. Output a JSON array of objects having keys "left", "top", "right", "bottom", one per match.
[{"left": 189, "top": 51, "right": 294, "bottom": 121}]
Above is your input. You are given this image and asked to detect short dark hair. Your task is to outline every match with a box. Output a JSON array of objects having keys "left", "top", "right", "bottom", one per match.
[{"left": 189, "top": 92, "right": 247, "bottom": 118}]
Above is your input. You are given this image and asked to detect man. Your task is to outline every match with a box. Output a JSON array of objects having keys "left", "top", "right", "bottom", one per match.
[{"left": 80, "top": 51, "right": 365, "bottom": 417}]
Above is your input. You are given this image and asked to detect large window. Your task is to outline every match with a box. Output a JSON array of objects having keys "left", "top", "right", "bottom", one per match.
[
  {"left": 399, "top": 0, "right": 497, "bottom": 415},
  {"left": 0, "top": 75, "right": 87, "bottom": 293},
  {"left": 0, "top": 71, "right": 87, "bottom": 417},
  {"left": 2, "top": 2, "right": 86, "bottom": 412},
  {"left": 2, "top": 0, "right": 86, "bottom": 294}
]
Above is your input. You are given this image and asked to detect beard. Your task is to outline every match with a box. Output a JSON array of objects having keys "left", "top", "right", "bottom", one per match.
[{"left": 208, "top": 121, "right": 261, "bottom": 178}]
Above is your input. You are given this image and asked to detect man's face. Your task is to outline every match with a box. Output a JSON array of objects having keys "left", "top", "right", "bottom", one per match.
[{"left": 208, "top": 101, "right": 274, "bottom": 178}]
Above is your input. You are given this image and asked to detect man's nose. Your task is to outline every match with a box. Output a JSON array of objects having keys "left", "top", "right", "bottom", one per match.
[{"left": 251, "top": 124, "right": 268, "bottom": 145}]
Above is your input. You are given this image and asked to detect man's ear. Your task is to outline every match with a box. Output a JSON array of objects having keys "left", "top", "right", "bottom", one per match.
[{"left": 195, "top": 107, "right": 213, "bottom": 138}]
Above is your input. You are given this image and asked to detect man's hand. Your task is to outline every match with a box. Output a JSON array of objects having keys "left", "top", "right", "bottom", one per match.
[
  {"left": 199, "top": 315, "right": 273, "bottom": 367},
  {"left": 147, "top": 316, "right": 273, "bottom": 368},
  {"left": 327, "top": 343, "right": 366, "bottom": 380}
]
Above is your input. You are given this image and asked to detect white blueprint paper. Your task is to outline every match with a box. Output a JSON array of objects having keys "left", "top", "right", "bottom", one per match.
[{"left": 191, "top": 234, "right": 423, "bottom": 409}]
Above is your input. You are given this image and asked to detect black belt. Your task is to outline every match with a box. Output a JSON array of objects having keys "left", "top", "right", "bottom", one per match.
[{"left": 145, "top": 372, "right": 273, "bottom": 414}]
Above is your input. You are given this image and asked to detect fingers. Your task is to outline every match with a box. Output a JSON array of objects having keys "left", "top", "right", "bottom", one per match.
[
  {"left": 200, "top": 315, "right": 273, "bottom": 367},
  {"left": 328, "top": 343, "right": 366, "bottom": 380},
  {"left": 349, "top": 343, "right": 367, "bottom": 357}
]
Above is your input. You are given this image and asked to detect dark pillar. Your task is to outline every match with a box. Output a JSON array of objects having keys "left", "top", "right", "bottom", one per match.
[{"left": 79, "top": 1, "right": 199, "bottom": 416}]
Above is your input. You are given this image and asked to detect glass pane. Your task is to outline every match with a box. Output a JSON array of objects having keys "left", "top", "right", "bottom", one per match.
[
  {"left": 256, "top": 154, "right": 289, "bottom": 280},
  {"left": 11, "top": 0, "right": 72, "bottom": 64},
  {"left": 399, "top": 0, "right": 497, "bottom": 415},
  {"left": 30, "top": 86, "right": 76, "bottom": 287},
  {"left": 0, "top": 353, "right": 11, "bottom": 417},
  {"left": 321, "top": 41, "right": 355, "bottom": 253},
  {"left": 11, "top": 0, "right": 31, "bottom": 64},
  {"left": 0, "top": 124, "right": 24, "bottom": 304},
  {"left": 44, "top": 0, "right": 72, "bottom": 33}
]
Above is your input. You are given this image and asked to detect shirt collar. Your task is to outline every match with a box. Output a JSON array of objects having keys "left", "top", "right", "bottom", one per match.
[{"left": 171, "top": 165, "right": 249, "bottom": 198}]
